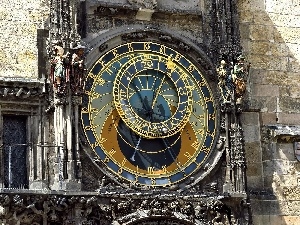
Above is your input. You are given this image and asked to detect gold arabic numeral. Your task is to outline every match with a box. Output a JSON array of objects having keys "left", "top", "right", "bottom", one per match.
[
  {"left": 142, "top": 54, "right": 153, "bottom": 69},
  {"left": 148, "top": 167, "right": 155, "bottom": 175},
  {"left": 85, "top": 91, "right": 100, "bottom": 100},
  {"left": 191, "top": 141, "right": 200, "bottom": 150},
  {"left": 158, "top": 55, "right": 167, "bottom": 64},
  {"left": 195, "top": 128, "right": 204, "bottom": 136},
  {"left": 99, "top": 137, "right": 107, "bottom": 145},
  {"left": 151, "top": 178, "right": 156, "bottom": 185},
  {"left": 197, "top": 80, "right": 206, "bottom": 87},
  {"left": 187, "top": 64, "right": 195, "bottom": 73},
  {"left": 174, "top": 53, "right": 181, "bottom": 62},
  {"left": 201, "top": 147, "right": 210, "bottom": 154},
  {"left": 195, "top": 99, "right": 205, "bottom": 107},
  {"left": 179, "top": 70, "right": 189, "bottom": 80},
  {"left": 88, "top": 72, "right": 97, "bottom": 79},
  {"left": 204, "top": 96, "right": 214, "bottom": 103},
  {"left": 117, "top": 158, "right": 127, "bottom": 174},
  {"left": 209, "top": 113, "right": 216, "bottom": 121},
  {"left": 112, "top": 49, "right": 119, "bottom": 57},
  {"left": 144, "top": 42, "right": 151, "bottom": 51},
  {"left": 190, "top": 121, "right": 197, "bottom": 127},
  {"left": 178, "top": 87, "right": 187, "bottom": 96},
  {"left": 128, "top": 43, "right": 134, "bottom": 52},
  {"left": 90, "top": 142, "right": 99, "bottom": 149},
  {"left": 196, "top": 114, "right": 204, "bottom": 121},
  {"left": 104, "top": 156, "right": 110, "bottom": 163},
  {"left": 159, "top": 45, "right": 166, "bottom": 55},
  {"left": 162, "top": 165, "right": 167, "bottom": 174},
  {"left": 95, "top": 77, "right": 106, "bottom": 86}
]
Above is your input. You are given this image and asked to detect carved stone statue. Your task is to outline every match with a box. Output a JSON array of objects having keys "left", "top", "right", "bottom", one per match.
[
  {"left": 231, "top": 55, "right": 249, "bottom": 104},
  {"left": 217, "top": 60, "right": 234, "bottom": 102},
  {"left": 71, "top": 44, "right": 86, "bottom": 95},
  {"left": 217, "top": 55, "right": 250, "bottom": 104},
  {"left": 50, "top": 45, "right": 70, "bottom": 93}
]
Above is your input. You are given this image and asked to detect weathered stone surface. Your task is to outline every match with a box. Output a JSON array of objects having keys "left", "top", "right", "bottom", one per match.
[
  {"left": 278, "top": 113, "right": 300, "bottom": 125},
  {"left": 272, "top": 143, "right": 294, "bottom": 161},
  {"left": 241, "top": 112, "right": 260, "bottom": 126},
  {"left": 252, "top": 84, "right": 279, "bottom": 97},
  {"left": 237, "top": 0, "right": 266, "bottom": 12},
  {"left": 249, "top": 24, "right": 274, "bottom": 41},
  {"left": 248, "top": 96, "right": 277, "bottom": 112},
  {"left": 243, "top": 125, "right": 261, "bottom": 142},
  {"left": 247, "top": 162, "right": 263, "bottom": 176},
  {"left": 0, "top": 0, "right": 49, "bottom": 78},
  {"left": 245, "top": 142, "right": 262, "bottom": 163},
  {"left": 263, "top": 160, "right": 294, "bottom": 176},
  {"left": 265, "top": 0, "right": 296, "bottom": 14},
  {"left": 247, "top": 176, "right": 264, "bottom": 190},
  {"left": 250, "top": 199, "right": 281, "bottom": 215},
  {"left": 261, "top": 112, "right": 277, "bottom": 125}
]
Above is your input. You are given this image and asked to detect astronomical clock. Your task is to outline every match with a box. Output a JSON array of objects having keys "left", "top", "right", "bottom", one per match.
[{"left": 81, "top": 41, "right": 219, "bottom": 189}]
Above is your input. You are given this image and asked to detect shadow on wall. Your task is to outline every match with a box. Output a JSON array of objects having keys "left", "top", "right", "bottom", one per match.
[{"left": 239, "top": 0, "right": 300, "bottom": 224}]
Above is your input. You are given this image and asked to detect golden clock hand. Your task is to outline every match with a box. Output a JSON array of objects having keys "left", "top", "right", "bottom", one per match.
[{"left": 151, "top": 75, "right": 165, "bottom": 110}]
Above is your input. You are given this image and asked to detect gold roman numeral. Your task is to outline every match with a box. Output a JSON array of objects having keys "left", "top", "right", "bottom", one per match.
[
  {"left": 191, "top": 141, "right": 200, "bottom": 150},
  {"left": 184, "top": 152, "right": 192, "bottom": 160}
]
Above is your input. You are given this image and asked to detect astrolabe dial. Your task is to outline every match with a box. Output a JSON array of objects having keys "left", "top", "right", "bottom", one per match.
[
  {"left": 81, "top": 42, "right": 217, "bottom": 187},
  {"left": 113, "top": 54, "right": 193, "bottom": 139}
]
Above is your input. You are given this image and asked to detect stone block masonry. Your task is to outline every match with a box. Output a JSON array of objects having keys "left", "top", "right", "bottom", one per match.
[
  {"left": 238, "top": 0, "right": 300, "bottom": 224},
  {"left": 0, "top": 0, "right": 49, "bottom": 78}
]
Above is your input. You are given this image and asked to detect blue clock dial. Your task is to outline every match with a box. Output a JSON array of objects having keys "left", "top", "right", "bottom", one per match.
[{"left": 82, "top": 42, "right": 217, "bottom": 187}]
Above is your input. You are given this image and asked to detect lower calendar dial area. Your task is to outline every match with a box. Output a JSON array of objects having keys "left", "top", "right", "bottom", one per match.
[{"left": 90, "top": 110, "right": 207, "bottom": 185}]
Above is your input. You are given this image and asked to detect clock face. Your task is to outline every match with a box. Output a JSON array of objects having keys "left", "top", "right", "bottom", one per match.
[{"left": 82, "top": 42, "right": 217, "bottom": 187}]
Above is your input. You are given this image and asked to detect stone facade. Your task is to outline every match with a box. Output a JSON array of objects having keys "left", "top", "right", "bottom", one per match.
[
  {"left": 0, "top": 0, "right": 299, "bottom": 225},
  {"left": 0, "top": 0, "right": 49, "bottom": 78},
  {"left": 238, "top": 0, "right": 300, "bottom": 224}
]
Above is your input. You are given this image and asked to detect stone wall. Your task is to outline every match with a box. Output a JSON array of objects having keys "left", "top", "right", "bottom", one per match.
[
  {"left": 238, "top": 0, "right": 300, "bottom": 224},
  {"left": 0, "top": 0, "right": 49, "bottom": 79}
]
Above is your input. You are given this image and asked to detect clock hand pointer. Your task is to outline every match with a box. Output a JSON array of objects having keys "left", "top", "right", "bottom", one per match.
[
  {"left": 132, "top": 80, "right": 152, "bottom": 114},
  {"left": 161, "top": 136, "right": 185, "bottom": 174},
  {"left": 130, "top": 135, "right": 142, "bottom": 161},
  {"left": 151, "top": 76, "right": 165, "bottom": 110}
]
